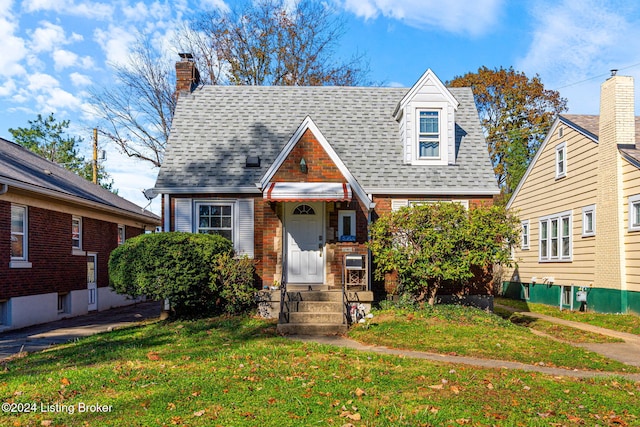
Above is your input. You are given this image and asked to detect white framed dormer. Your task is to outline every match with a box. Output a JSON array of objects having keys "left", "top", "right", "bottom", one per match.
[{"left": 393, "top": 69, "right": 458, "bottom": 166}]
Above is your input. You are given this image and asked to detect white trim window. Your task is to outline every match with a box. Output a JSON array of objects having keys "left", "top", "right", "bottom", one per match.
[
  {"left": 72, "top": 216, "right": 82, "bottom": 250},
  {"left": 117, "top": 225, "right": 126, "bottom": 245},
  {"left": 629, "top": 195, "right": 640, "bottom": 232},
  {"left": 555, "top": 142, "right": 567, "bottom": 179},
  {"left": 417, "top": 110, "right": 440, "bottom": 159},
  {"left": 11, "top": 205, "right": 28, "bottom": 262},
  {"left": 521, "top": 220, "right": 530, "bottom": 250},
  {"left": 338, "top": 210, "right": 356, "bottom": 242},
  {"left": 540, "top": 211, "right": 572, "bottom": 262},
  {"left": 196, "top": 202, "right": 233, "bottom": 241},
  {"left": 582, "top": 205, "right": 596, "bottom": 237}
]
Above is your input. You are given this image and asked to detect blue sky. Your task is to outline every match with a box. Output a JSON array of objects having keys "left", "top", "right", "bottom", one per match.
[{"left": 2, "top": 0, "right": 640, "bottom": 212}]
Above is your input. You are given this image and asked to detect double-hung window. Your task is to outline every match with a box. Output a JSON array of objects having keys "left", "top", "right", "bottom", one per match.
[
  {"left": 539, "top": 211, "right": 572, "bottom": 261},
  {"left": 418, "top": 110, "right": 440, "bottom": 159},
  {"left": 196, "top": 203, "right": 233, "bottom": 241},
  {"left": 117, "top": 225, "right": 126, "bottom": 245},
  {"left": 72, "top": 216, "right": 82, "bottom": 251},
  {"left": 521, "top": 220, "right": 530, "bottom": 250},
  {"left": 555, "top": 142, "right": 567, "bottom": 179},
  {"left": 11, "top": 205, "right": 27, "bottom": 261}
]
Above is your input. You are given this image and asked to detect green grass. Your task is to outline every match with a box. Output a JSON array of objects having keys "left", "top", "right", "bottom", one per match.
[
  {"left": 348, "top": 305, "right": 637, "bottom": 372},
  {"left": 1, "top": 314, "right": 639, "bottom": 426},
  {"left": 496, "top": 297, "right": 640, "bottom": 335},
  {"left": 493, "top": 307, "right": 624, "bottom": 344}
]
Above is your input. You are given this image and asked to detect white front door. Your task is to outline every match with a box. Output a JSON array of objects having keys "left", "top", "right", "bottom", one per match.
[
  {"left": 87, "top": 253, "right": 97, "bottom": 311},
  {"left": 286, "top": 202, "right": 324, "bottom": 283}
]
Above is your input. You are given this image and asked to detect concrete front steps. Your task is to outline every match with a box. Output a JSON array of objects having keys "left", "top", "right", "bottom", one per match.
[{"left": 277, "top": 290, "right": 348, "bottom": 335}]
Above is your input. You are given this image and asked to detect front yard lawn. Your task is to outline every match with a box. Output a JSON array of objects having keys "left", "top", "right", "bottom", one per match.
[
  {"left": 496, "top": 297, "right": 640, "bottom": 335},
  {"left": 0, "top": 313, "right": 638, "bottom": 426},
  {"left": 347, "top": 304, "right": 638, "bottom": 372}
]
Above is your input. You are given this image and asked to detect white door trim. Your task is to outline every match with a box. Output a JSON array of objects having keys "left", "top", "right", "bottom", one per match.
[
  {"left": 284, "top": 202, "right": 325, "bottom": 284},
  {"left": 87, "top": 253, "right": 98, "bottom": 311}
]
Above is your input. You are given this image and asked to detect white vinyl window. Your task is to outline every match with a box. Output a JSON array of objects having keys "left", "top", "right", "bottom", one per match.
[
  {"left": 582, "top": 205, "right": 595, "bottom": 237},
  {"left": 417, "top": 110, "right": 440, "bottom": 159},
  {"left": 539, "top": 211, "right": 572, "bottom": 261},
  {"left": 117, "top": 225, "right": 126, "bottom": 245},
  {"left": 521, "top": 220, "right": 530, "bottom": 250},
  {"left": 72, "top": 216, "right": 82, "bottom": 250},
  {"left": 629, "top": 195, "right": 640, "bottom": 232},
  {"left": 196, "top": 203, "right": 233, "bottom": 241},
  {"left": 338, "top": 210, "right": 356, "bottom": 242},
  {"left": 11, "top": 205, "right": 27, "bottom": 261},
  {"left": 556, "top": 142, "right": 567, "bottom": 179}
]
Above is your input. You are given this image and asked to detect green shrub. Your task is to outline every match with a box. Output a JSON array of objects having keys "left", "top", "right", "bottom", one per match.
[
  {"left": 210, "top": 253, "right": 257, "bottom": 315},
  {"left": 109, "top": 232, "right": 233, "bottom": 317}
]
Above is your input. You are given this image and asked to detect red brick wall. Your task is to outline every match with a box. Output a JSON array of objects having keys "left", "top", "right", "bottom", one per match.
[
  {"left": 0, "top": 200, "right": 144, "bottom": 299},
  {"left": 272, "top": 129, "right": 345, "bottom": 182}
]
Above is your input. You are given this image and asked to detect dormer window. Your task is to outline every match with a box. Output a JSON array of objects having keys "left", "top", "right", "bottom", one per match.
[{"left": 418, "top": 110, "right": 440, "bottom": 159}]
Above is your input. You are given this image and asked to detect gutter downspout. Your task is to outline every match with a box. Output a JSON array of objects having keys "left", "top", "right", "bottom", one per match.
[{"left": 0, "top": 183, "right": 8, "bottom": 195}]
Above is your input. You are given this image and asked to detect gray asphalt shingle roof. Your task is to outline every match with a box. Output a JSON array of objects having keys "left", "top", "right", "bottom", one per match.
[
  {"left": 156, "top": 85, "right": 498, "bottom": 195},
  {"left": 0, "top": 137, "right": 159, "bottom": 222}
]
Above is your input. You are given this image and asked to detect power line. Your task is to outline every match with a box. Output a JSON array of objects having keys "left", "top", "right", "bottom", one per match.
[{"left": 554, "top": 62, "right": 640, "bottom": 90}]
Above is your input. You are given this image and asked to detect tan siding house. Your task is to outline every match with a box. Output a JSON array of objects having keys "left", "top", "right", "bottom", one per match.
[{"left": 505, "top": 73, "right": 640, "bottom": 314}]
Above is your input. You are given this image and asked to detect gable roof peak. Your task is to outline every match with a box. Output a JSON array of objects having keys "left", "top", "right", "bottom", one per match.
[{"left": 394, "top": 68, "right": 459, "bottom": 118}]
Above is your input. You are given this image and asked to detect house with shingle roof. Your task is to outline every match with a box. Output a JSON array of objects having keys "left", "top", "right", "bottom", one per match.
[
  {"left": 0, "top": 137, "right": 160, "bottom": 330},
  {"left": 505, "top": 72, "right": 640, "bottom": 314},
  {"left": 155, "top": 57, "right": 499, "bottom": 333}
]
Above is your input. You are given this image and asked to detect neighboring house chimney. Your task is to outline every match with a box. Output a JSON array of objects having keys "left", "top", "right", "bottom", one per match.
[
  {"left": 594, "top": 71, "right": 635, "bottom": 292},
  {"left": 175, "top": 53, "right": 200, "bottom": 95}
]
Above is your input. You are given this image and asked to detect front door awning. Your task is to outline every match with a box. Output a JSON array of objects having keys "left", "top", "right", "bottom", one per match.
[{"left": 264, "top": 182, "right": 352, "bottom": 202}]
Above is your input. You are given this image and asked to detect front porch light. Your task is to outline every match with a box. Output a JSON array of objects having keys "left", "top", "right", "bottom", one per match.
[{"left": 299, "top": 158, "right": 308, "bottom": 174}]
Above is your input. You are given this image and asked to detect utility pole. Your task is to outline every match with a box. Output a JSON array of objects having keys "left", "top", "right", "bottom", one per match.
[{"left": 92, "top": 128, "right": 98, "bottom": 184}]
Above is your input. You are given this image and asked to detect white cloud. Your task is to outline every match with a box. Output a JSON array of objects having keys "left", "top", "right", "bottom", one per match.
[
  {"left": 0, "top": 79, "right": 17, "bottom": 97},
  {"left": 22, "top": 0, "right": 114, "bottom": 20},
  {"left": 341, "top": 0, "right": 504, "bottom": 36},
  {"left": 94, "top": 25, "right": 137, "bottom": 66},
  {"left": 0, "top": 4, "right": 27, "bottom": 78},
  {"left": 30, "top": 21, "right": 66, "bottom": 52},
  {"left": 123, "top": 1, "right": 172, "bottom": 22},
  {"left": 199, "top": 0, "right": 229, "bottom": 13},
  {"left": 70, "top": 72, "right": 92, "bottom": 86},
  {"left": 27, "top": 72, "right": 59, "bottom": 91},
  {"left": 516, "top": 0, "right": 640, "bottom": 114},
  {"left": 52, "top": 49, "right": 79, "bottom": 70}
]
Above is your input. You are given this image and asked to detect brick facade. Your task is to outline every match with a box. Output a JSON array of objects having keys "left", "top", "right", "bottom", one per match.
[{"left": 1, "top": 199, "right": 145, "bottom": 300}]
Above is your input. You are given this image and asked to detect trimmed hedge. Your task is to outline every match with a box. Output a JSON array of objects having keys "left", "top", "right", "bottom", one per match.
[{"left": 109, "top": 232, "right": 246, "bottom": 317}]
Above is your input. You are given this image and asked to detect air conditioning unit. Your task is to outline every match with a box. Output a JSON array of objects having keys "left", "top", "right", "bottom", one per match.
[{"left": 345, "top": 254, "right": 365, "bottom": 270}]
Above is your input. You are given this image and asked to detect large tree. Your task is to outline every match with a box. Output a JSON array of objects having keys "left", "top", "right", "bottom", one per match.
[
  {"left": 9, "top": 113, "right": 115, "bottom": 190},
  {"left": 448, "top": 66, "right": 568, "bottom": 195},
  {"left": 90, "top": 0, "right": 369, "bottom": 168}
]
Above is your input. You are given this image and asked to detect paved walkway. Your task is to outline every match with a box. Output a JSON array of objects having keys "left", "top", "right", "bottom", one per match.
[{"left": 0, "top": 301, "right": 162, "bottom": 361}]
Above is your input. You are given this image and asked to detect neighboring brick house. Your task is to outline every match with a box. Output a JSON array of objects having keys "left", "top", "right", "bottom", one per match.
[
  {"left": 0, "top": 137, "right": 160, "bottom": 330},
  {"left": 505, "top": 72, "right": 640, "bottom": 314},
  {"left": 155, "top": 57, "right": 498, "bottom": 331}
]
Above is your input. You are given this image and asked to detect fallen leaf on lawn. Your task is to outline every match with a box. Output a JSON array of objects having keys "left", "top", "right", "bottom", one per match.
[
  {"left": 170, "top": 416, "right": 182, "bottom": 425},
  {"left": 455, "top": 418, "right": 471, "bottom": 424},
  {"left": 193, "top": 410, "right": 205, "bottom": 417},
  {"left": 566, "top": 414, "right": 583, "bottom": 423},
  {"left": 340, "top": 411, "right": 362, "bottom": 421},
  {"left": 355, "top": 387, "right": 366, "bottom": 397},
  {"left": 450, "top": 386, "right": 460, "bottom": 394},
  {"left": 340, "top": 424, "right": 355, "bottom": 427},
  {"left": 41, "top": 421, "right": 53, "bottom": 427},
  {"left": 486, "top": 383, "right": 494, "bottom": 390},
  {"left": 191, "top": 391, "right": 201, "bottom": 397},
  {"left": 167, "top": 402, "right": 176, "bottom": 410},
  {"left": 609, "top": 416, "right": 627, "bottom": 425},
  {"left": 428, "top": 384, "right": 444, "bottom": 390},
  {"left": 268, "top": 398, "right": 277, "bottom": 404},
  {"left": 538, "top": 412, "right": 551, "bottom": 418},
  {"left": 147, "top": 352, "right": 160, "bottom": 361},
  {"left": 60, "top": 378, "right": 71, "bottom": 386}
]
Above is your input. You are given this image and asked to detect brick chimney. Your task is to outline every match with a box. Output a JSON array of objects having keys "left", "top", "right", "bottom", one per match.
[
  {"left": 595, "top": 71, "right": 635, "bottom": 293},
  {"left": 175, "top": 53, "right": 200, "bottom": 95}
]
